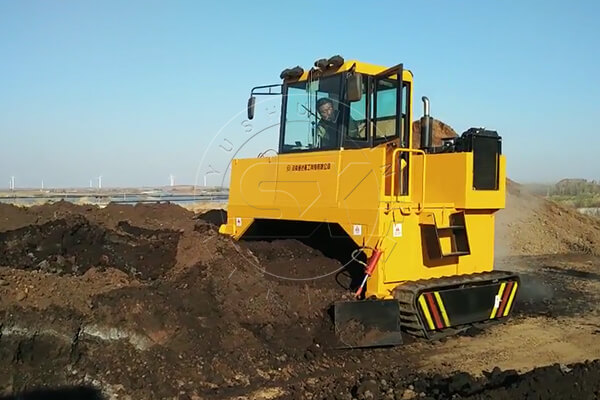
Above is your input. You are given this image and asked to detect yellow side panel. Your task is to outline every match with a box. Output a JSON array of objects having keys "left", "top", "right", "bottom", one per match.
[
  {"left": 456, "top": 211, "right": 495, "bottom": 275},
  {"left": 377, "top": 210, "right": 458, "bottom": 286},
  {"left": 370, "top": 207, "right": 496, "bottom": 298},
  {"left": 423, "top": 153, "right": 505, "bottom": 210},
  {"left": 229, "top": 157, "right": 278, "bottom": 213},
  {"left": 337, "top": 149, "right": 384, "bottom": 211},
  {"left": 230, "top": 151, "right": 340, "bottom": 221},
  {"left": 226, "top": 148, "right": 386, "bottom": 244},
  {"left": 423, "top": 153, "right": 467, "bottom": 206},
  {"left": 465, "top": 155, "right": 506, "bottom": 209}
]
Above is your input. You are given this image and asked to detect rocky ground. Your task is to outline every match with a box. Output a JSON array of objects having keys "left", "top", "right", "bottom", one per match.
[{"left": 0, "top": 183, "right": 599, "bottom": 399}]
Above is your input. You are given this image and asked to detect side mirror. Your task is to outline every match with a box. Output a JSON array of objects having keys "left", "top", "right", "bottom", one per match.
[
  {"left": 247, "top": 96, "right": 256, "bottom": 120},
  {"left": 346, "top": 73, "right": 363, "bottom": 102}
]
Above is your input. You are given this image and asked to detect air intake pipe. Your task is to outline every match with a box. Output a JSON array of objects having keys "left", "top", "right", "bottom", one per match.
[{"left": 420, "top": 96, "right": 433, "bottom": 151}]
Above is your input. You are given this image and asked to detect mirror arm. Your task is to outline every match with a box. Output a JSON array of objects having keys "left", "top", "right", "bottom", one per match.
[{"left": 247, "top": 83, "right": 283, "bottom": 120}]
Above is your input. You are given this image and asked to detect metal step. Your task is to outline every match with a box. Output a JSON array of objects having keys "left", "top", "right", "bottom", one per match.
[
  {"left": 421, "top": 211, "right": 471, "bottom": 260},
  {"left": 436, "top": 225, "right": 466, "bottom": 231},
  {"left": 441, "top": 251, "right": 470, "bottom": 257}
]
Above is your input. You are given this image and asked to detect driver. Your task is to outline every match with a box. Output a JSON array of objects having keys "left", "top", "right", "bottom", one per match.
[
  {"left": 316, "top": 98, "right": 339, "bottom": 148},
  {"left": 316, "top": 98, "right": 366, "bottom": 148}
]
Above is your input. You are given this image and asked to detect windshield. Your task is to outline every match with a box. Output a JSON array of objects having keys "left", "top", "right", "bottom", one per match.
[{"left": 281, "top": 74, "right": 343, "bottom": 152}]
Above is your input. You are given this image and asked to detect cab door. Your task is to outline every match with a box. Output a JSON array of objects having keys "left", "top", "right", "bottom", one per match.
[{"left": 373, "top": 64, "right": 412, "bottom": 197}]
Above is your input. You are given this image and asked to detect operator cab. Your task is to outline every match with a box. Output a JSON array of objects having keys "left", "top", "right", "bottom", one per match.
[{"left": 247, "top": 56, "right": 413, "bottom": 154}]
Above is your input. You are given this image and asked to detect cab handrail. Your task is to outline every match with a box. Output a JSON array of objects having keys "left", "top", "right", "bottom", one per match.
[{"left": 391, "top": 148, "right": 426, "bottom": 208}]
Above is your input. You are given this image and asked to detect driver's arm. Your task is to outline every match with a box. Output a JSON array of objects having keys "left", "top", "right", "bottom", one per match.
[{"left": 348, "top": 118, "right": 366, "bottom": 139}]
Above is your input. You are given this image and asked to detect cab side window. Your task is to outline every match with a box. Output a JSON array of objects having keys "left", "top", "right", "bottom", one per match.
[
  {"left": 371, "top": 78, "right": 410, "bottom": 146},
  {"left": 372, "top": 78, "right": 397, "bottom": 140}
]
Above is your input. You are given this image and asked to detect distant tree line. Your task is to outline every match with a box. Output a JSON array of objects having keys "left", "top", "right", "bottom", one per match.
[{"left": 549, "top": 179, "right": 600, "bottom": 196}]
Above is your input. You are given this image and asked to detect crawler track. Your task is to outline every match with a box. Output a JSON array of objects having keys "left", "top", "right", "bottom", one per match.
[{"left": 394, "top": 270, "right": 519, "bottom": 339}]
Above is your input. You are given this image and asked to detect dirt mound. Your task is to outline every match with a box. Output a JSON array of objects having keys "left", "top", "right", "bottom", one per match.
[
  {"left": 244, "top": 239, "right": 346, "bottom": 286},
  {"left": 0, "top": 203, "right": 38, "bottom": 232},
  {"left": 0, "top": 215, "right": 180, "bottom": 279},
  {"left": 0, "top": 203, "right": 349, "bottom": 398},
  {"left": 0, "top": 201, "right": 194, "bottom": 233},
  {"left": 412, "top": 118, "right": 458, "bottom": 147},
  {"left": 1, "top": 202, "right": 600, "bottom": 399},
  {"left": 496, "top": 179, "right": 600, "bottom": 257},
  {"left": 298, "top": 360, "right": 600, "bottom": 399},
  {"left": 0, "top": 386, "right": 103, "bottom": 400}
]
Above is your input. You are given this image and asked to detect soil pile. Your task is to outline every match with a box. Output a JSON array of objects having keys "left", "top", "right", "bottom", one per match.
[
  {"left": 412, "top": 118, "right": 458, "bottom": 147},
  {"left": 0, "top": 216, "right": 179, "bottom": 279},
  {"left": 0, "top": 201, "right": 599, "bottom": 399},
  {"left": 495, "top": 179, "right": 600, "bottom": 257},
  {"left": 297, "top": 360, "right": 600, "bottom": 400},
  {"left": 0, "top": 201, "right": 195, "bottom": 233},
  {"left": 0, "top": 203, "right": 347, "bottom": 398}
]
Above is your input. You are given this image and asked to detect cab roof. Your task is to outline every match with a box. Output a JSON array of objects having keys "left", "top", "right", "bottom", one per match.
[{"left": 286, "top": 59, "right": 413, "bottom": 82}]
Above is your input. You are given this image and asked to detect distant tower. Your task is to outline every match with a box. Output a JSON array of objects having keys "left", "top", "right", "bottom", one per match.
[
  {"left": 89, "top": 179, "right": 93, "bottom": 188},
  {"left": 169, "top": 174, "right": 175, "bottom": 187},
  {"left": 98, "top": 176, "right": 102, "bottom": 189},
  {"left": 10, "top": 176, "right": 15, "bottom": 191},
  {"left": 203, "top": 175, "right": 207, "bottom": 187}
]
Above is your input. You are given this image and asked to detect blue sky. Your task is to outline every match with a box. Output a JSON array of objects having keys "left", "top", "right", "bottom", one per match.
[{"left": 1, "top": 0, "right": 599, "bottom": 188}]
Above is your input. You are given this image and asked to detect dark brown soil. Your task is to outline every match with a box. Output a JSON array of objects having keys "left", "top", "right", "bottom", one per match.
[
  {"left": 0, "top": 201, "right": 195, "bottom": 233},
  {"left": 243, "top": 239, "right": 347, "bottom": 288},
  {"left": 0, "top": 203, "right": 348, "bottom": 398},
  {"left": 412, "top": 118, "right": 458, "bottom": 148},
  {"left": 335, "top": 319, "right": 392, "bottom": 349},
  {"left": 302, "top": 360, "right": 600, "bottom": 400},
  {"left": 0, "top": 216, "right": 179, "bottom": 279},
  {"left": 499, "top": 254, "right": 600, "bottom": 318},
  {"left": 0, "top": 201, "right": 599, "bottom": 399}
]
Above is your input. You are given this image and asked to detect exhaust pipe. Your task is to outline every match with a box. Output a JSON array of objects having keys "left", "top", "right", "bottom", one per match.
[
  {"left": 420, "top": 96, "right": 432, "bottom": 150},
  {"left": 422, "top": 96, "right": 430, "bottom": 116}
]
